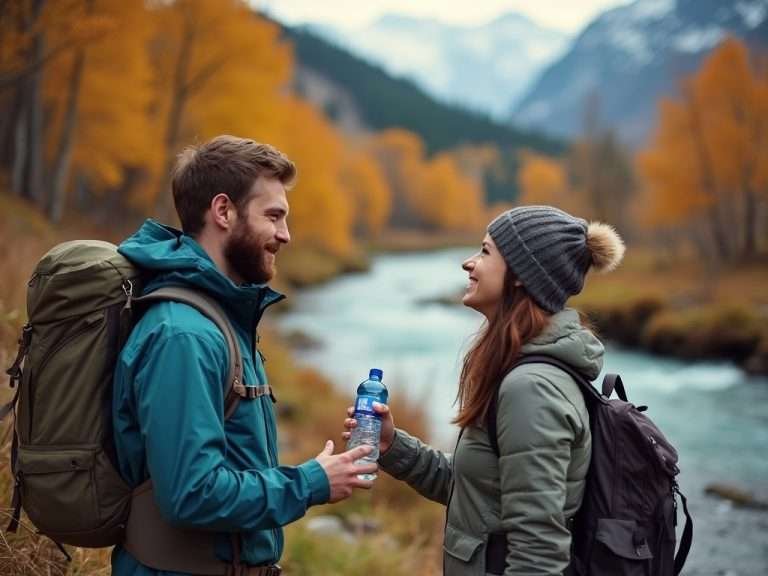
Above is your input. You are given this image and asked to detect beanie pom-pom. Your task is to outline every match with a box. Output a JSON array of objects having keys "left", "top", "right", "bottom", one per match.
[{"left": 586, "top": 222, "right": 625, "bottom": 273}]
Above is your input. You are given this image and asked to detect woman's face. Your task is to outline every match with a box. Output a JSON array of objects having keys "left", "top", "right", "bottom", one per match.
[{"left": 462, "top": 234, "right": 507, "bottom": 319}]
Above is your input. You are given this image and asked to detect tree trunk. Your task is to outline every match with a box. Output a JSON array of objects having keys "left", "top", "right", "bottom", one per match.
[
  {"left": 27, "top": 0, "right": 47, "bottom": 209},
  {"left": 743, "top": 187, "right": 758, "bottom": 258},
  {"left": 49, "top": 45, "right": 86, "bottom": 222},
  {"left": 0, "top": 85, "right": 22, "bottom": 171},
  {"left": 11, "top": 96, "right": 28, "bottom": 198},
  {"left": 155, "top": 19, "right": 195, "bottom": 222},
  {"left": 684, "top": 83, "right": 731, "bottom": 261}
]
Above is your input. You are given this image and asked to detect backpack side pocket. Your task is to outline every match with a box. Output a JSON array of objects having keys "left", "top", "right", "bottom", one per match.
[{"left": 589, "top": 518, "right": 653, "bottom": 576}]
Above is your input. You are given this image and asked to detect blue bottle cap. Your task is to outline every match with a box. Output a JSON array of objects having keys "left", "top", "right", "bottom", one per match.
[{"left": 369, "top": 368, "right": 383, "bottom": 380}]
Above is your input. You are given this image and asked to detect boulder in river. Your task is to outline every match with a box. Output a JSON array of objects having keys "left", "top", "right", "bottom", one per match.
[{"left": 704, "top": 483, "right": 768, "bottom": 511}]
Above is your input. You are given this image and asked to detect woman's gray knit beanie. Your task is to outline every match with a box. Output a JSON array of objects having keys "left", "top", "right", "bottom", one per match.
[{"left": 487, "top": 205, "right": 596, "bottom": 313}]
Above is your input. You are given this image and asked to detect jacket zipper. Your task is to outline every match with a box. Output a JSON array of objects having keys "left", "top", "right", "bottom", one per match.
[{"left": 250, "top": 304, "right": 279, "bottom": 561}]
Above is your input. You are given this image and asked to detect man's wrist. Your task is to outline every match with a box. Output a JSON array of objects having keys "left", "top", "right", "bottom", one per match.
[{"left": 298, "top": 459, "right": 331, "bottom": 505}]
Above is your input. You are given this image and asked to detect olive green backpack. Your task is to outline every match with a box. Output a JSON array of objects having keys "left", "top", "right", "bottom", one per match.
[{"left": 2, "top": 240, "right": 245, "bottom": 552}]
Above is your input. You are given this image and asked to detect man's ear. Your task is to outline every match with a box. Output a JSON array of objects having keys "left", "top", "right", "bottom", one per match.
[{"left": 210, "top": 194, "right": 235, "bottom": 231}]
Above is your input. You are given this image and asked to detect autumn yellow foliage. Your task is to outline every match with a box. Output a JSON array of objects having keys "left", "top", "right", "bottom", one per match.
[
  {"left": 2, "top": 0, "right": 491, "bottom": 256},
  {"left": 638, "top": 37, "right": 768, "bottom": 260}
]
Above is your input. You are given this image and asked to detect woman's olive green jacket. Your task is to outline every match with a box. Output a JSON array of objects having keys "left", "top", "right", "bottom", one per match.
[{"left": 379, "top": 309, "right": 603, "bottom": 575}]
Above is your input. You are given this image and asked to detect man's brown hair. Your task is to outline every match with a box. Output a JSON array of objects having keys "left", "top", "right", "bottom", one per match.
[{"left": 171, "top": 135, "right": 296, "bottom": 235}]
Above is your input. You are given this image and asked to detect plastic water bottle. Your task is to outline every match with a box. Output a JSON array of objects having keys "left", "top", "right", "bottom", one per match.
[{"left": 347, "top": 368, "right": 388, "bottom": 480}]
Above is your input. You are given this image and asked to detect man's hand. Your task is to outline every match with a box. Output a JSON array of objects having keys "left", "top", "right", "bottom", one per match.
[
  {"left": 315, "top": 441, "right": 378, "bottom": 503},
  {"left": 342, "top": 402, "right": 394, "bottom": 454}
]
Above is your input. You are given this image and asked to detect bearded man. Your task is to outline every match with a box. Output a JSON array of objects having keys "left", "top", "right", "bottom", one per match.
[{"left": 112, "top": 135, "right": 375, "bottom": 576}]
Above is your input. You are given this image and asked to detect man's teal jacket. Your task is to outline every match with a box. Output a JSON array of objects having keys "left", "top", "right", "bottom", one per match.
[{"left": 111, "top": 220, "right": 330, "bottom": 575}]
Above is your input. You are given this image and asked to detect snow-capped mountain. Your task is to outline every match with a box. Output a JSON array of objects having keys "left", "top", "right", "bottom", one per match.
[
  {"left": 513, "top": 0, "right": 768, "bottom": 144},
  {"left": 306, "top": 12, "right": 570, "bottom": 120}
]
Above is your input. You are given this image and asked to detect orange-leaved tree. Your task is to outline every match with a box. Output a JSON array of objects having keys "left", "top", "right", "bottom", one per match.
[
  {"left": 149, "top": 0, "right": 292, "bottom": 219},
  {"left": 43, "top": 0, "right": 156, "bottom": 221},
  {"left": 340, "top": 144, "right": 392, "bottom": 239},
  {"left": 638, "top": 37, "right": 768, "bottom": 260},
  {"left": 370, "top": 129, "right": 486, "bottom": 231},
  {"left": 517, "top": 150, "right": 576, "bottom": 211},
  {"left": 419, "top": 151, "right": 485, "bottom": 232}
]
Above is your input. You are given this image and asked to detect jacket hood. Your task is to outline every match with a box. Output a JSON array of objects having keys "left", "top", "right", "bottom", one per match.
[
  {"left": 521, "top": 308, "right": 604, "bottom": 380},
  {"left": 118, "top": 219, "right": 284, "bottom": 326}
]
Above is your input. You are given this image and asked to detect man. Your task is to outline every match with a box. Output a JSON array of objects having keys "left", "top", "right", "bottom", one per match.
[{"left": 112, "top": 135, "right": 375, "bottom": 575}]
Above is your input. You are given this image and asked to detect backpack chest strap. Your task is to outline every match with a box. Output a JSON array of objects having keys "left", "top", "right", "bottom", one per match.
[{"left": 233, "top": 383, "right": 275, "bottom": 401}]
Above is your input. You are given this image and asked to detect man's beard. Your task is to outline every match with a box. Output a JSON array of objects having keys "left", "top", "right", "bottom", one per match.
[{"left": 224, "top": 222, "right": 276, "bottom": 285}]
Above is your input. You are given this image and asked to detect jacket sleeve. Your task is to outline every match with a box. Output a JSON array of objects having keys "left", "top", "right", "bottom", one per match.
[
  {"left": 377, "top": 428, "right": 453, "bottom": 504},
  {"left": 496, "top": 371, "right": 585, "bottom": 575},
  {"left": 130, "top": 329, "right": 330, "bottom": 532}
]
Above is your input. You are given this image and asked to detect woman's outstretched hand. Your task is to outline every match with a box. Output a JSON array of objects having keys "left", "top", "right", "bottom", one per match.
[{"left": 342, "top": 402, "right": 395, "bottom": 455}]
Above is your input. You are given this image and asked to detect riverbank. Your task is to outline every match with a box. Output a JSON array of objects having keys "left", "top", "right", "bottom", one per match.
[{"left": 570, "top": 252, "right": 768, "bottom": 375}]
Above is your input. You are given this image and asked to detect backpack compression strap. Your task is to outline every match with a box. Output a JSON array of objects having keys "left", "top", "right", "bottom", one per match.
[
  {"left": 674, "top": 486, "right": 694, "bottom": 575},
  {"left": 134, "top": 286, "right": 248, "bottom": 418}
]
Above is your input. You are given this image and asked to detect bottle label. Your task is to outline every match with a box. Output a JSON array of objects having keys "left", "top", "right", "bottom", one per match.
[{"left": 354, "top": 395, "right": 379, "bottom": 417}]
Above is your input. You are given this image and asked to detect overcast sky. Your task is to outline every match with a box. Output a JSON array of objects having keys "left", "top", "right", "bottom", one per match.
[{"left": 256, "top": 0, "right": 630, "bottom": 32}]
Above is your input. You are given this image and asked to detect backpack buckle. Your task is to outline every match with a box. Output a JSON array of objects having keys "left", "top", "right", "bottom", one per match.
[
  {"left": 234, "top": 384, "right": 273, "bottom": 400},
  {"left": 5, "top": 324, "right": 32, "bottom": 387}
]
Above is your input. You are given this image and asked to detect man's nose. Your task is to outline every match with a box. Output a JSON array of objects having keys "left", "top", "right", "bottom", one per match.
[{"left": 276, "top": 222, "right": 290, "bottom": 244}]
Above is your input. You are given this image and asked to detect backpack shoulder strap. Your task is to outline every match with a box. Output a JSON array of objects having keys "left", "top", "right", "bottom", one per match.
[
  {"left": 674, "top": 487, "right": 694, "bottom": 575},
  {"left": 516, "top": 354, "right": 604, "bottom": 403},
  {"left": 485, "top": 354, "right": 606, "bottom": 458},
  {"left": 134, "top": 286, "right": 244, "bottom": 419}
]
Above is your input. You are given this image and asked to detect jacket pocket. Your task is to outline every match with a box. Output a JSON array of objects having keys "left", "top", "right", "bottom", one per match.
[
  {"left": 589, "top": 518, "right": 653, "bottom": 576},
  {"left": 443, "top": 523, "right": 486, "bottom": 575}
]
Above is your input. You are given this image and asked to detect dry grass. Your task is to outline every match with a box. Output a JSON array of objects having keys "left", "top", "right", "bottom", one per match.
[
  {"left": 574, "top": 248, "right": 768, "bottom": 310},
  {"left": 571, "top": 247, "right": 768, "bottom": 370}
]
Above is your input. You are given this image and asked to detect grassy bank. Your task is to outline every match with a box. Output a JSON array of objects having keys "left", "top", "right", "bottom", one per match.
[{"left": 571, "top": 251, "right": 768, "bottom": 374}]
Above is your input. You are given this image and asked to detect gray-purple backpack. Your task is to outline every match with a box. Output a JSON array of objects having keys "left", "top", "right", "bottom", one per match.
[{"left": 485, "top": 354, "right": 693, "bottom": 576}]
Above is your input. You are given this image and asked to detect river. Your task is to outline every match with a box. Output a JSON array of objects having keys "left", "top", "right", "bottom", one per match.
[{"left": 277, "top": 247, "right": 768, "bottom": 576}]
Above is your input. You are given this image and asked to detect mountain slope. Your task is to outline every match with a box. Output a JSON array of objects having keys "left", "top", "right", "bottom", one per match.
[
  {"left": 281, "top": 24, "right": 564, "bottom": 156},
  {"left": 513, "top": 0, "right": 768, "bottom": 144},
  {"left": 308, "top": 13, "right": 570, "bottom": 119}
]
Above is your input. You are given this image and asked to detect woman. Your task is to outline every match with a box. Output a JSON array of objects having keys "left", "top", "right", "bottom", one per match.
[{"left": 343, "top": 205, "right": 625, "bottom": 575}]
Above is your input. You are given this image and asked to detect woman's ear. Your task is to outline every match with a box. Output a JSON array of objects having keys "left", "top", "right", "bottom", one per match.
[{"left": 514, "top": 280, "right": 523, "bottom": 287}]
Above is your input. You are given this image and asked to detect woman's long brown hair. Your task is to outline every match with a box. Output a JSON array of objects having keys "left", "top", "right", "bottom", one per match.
[{"left": 453, "top": 267, "right": 550, "bottom": 428}]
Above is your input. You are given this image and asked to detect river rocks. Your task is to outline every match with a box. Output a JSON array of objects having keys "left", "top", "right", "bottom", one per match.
[
  {"left": 704, "top": 483, "right": 768, "bottom": 511},
  {"left": 304, "top": 514, "right": 385, "bottom": 543},
  {"left": 416, "top": 290, "right": 463, "bottom": 307},
  {"left": 282, "top": 329, "right": 323, "bottom": 351},
  {"left": 744, "top": 338, "right": 768, "bottom": 375},
  {"left": 305, "top": 515, "right": 356, "bottom": 543}
]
